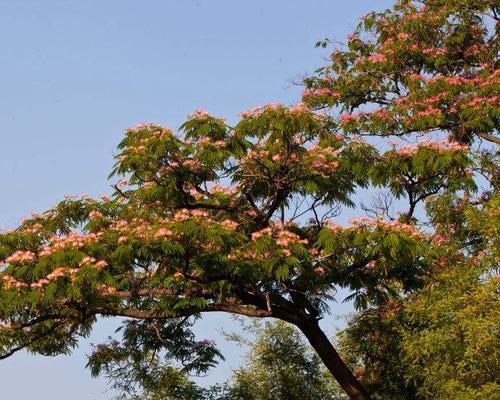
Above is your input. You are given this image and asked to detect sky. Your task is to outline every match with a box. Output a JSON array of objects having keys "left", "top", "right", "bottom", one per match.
[{"left": 0, "top": 1, "right": 394, "bottom": 398}]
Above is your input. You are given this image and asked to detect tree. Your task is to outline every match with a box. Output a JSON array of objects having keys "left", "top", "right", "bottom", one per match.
[
  {"left": 0, "top": 1, "right": 496, "bottom": 399},
  {"left": 402, "top": 261, "right": 499, "bottom": 399},
  {"left": 90, "top": 320, "right": 343, "bottom": 400},
  {"left": 336, "top": 305, "right": 419, "bottom": 400},
  {"left": 87, "top": 316, "right": 227, "bottom": 400},
  {"left": 400, "top": 190, "right": 499, "bottom": 399},
  {"left": 303, "top": 0, "right": 499, "bottom": 146},
  {"left": 336, "top": 192, "right": 499, "bottom": 399},
  {"left": 85, "top": 211, "right": 500, "bottom": 400},
  {"left": 226, "top": 320, "right": 342, "bottom": 400}
]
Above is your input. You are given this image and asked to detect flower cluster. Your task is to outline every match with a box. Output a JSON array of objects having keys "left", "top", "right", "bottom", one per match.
[
  {"left": 209, "top": 184, "right": 238, "bottom": 196},
  {"left": 187, "top": 109, "right": 213, "bottom": 120},
  {"left": 251, "top": 223, "right": 308, "bottom": 257},
  {"left": 302, "top": 87, "right": 340, "bottom": 100},
  {"left": 306, "top": 143, "right": 341, "bottom": 176},
  {"left": 39, "top": 232, "right": 100, "bottom": 257},
  {"left": 1, "top": 274, "right": 28, "bottom": 289},
  {"left": 107, "top": 218, "right": 154, "bottom": 240},
  {"left": 367, "top": 53, "right": 387, "bottom": 63},
  {"left": 171, "top": 209, "right": 239, "bottom": 231},
  {"left": 4, "top": 250, "right": 36, "bottom": 264},
  {"left": 219, "top": 219, "right": 239, "bottom": 230},
  {"left": 196, "top": 136, "right": 225, "bottom": 148},
  {"left": 125, "top": 123, "right": 158, "bottom": 133},
  {"left": 80, "top": 256, "right": 108, "bottom": 269},
  {"left": 30, "top": 267, "right": 82, "bottom": 289},
  {"left": 174, "top": 209, "right": 208, "bottom": 221},
  {"left": 348, "top": 217, "right": 425, "bottom": 239},
  {"left": 89, "top": 210, "right": 104, "bottom": 220},
  {"left": 239, "top": 102, "right": 323, "bottom": 120},
  {"left": 154, "top": 227, "right": 173, "bottom": 239},
  {"left": 240, "top": 103, "right": 283, "bottom": 118},
  {"left": 389, "top": 139, "right": 468, "bottom": 157}
]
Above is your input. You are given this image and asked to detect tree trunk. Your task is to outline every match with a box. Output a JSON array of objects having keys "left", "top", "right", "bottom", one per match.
[{"left": 297, "top": 319, "right": 371, "bottom": 400}]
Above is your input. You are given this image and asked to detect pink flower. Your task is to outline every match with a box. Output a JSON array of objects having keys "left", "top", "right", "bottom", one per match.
[
  {"left": 187, "top": 109, "right": 211, "bottom": 120},
  {"left": 95, "top": 260, "right": 108, "bottom": 269},
  {"left": 154, "top": 228, "right": 173, "bottom": 238},
  {"left": 289, "top": 102, "right": 309, "bottom": 113},
  {"left": 89, "top": 211, "right": 103, "bottom": 220},
  {"left": 432, "top": 235, "right": 449, "bottom": 245},
  {"left": 339, "top": 113, "right": 357, "bottom": 124},
  {"left": 5, "top": 250, "right": 36, "bottom": 264},
  {"left": 348, "top": 217, "right": 371, "bottom": 225},
  {"left": 220, "top": 220, "right": 238, "bottom": 230},
  {"left": 367, "top": 53, "right": 387, "bottom": 63}
]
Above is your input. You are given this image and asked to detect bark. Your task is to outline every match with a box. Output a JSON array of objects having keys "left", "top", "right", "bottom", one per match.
[
  {"left": 478, "top": 132, "right": 500, "bottom": 145},
  {"left": 297, "top": 318, "right": 371, "bottom": 400}
]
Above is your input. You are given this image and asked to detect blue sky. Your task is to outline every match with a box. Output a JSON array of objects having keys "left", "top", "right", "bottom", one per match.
[{"left": 0, "top": 1, "right": 394, "bottom": 398}]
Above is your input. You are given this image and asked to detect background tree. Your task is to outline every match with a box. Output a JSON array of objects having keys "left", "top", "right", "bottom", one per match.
[
  {"left": 336, "top": 192, "right": 499, "bottom": 400},
  {"left": 87, "top": 316, "right": 226, "bottom": 400},
  {"left": 401, "top": 190, "right": 499, "bottom": 399},
  {"left": 90, "top": 320, "right": 344, "bottom": 400},
  {"left": 336, "top": 305, "right": 418, "bottom": 400},
  {"left": 226, "top": 320, "right": 342, "bottom": 400}
]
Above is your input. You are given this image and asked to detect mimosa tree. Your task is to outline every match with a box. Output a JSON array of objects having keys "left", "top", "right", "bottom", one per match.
[{"left": 0, "top": 1, "right": 497, "bottom": 399}]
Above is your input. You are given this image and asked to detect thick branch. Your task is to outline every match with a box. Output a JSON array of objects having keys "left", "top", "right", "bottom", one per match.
[
  {"left": 95, "top": 303, "right": 272, "bottom": 319},
  {"left": 478, "top": 132, "right": 500, "bottom": 145}
]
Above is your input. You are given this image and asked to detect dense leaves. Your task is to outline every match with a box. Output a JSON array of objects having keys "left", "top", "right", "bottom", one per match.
[
  {"left": 337, "top": 192, "right": 500, "bottom": 399},
  {"left": 227, "top": 321, "right": 342, "bottom": 400},
  {"left": 304, "top": 0, "right": 499, "bottom": 145},
  {"left": 92, "top": 320, "right": 343, "bottom": 400}
]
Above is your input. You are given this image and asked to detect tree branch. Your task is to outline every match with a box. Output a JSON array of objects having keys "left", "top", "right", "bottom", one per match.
[
  {"left": 95, "top": 302, "right": 273, "bottom": 320},
  {"left": 478, "top": 132, "right": 500, "bottom": 145}
]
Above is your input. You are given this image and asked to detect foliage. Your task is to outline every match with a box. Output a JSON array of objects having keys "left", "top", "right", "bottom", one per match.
[
  {"left": 402, "top": 263, "right": 499, "bottom": 399},
  {"left": 337, "top": 193, "right": 500, "bottom": 399},
  {"left": 87, "top": 317, "right": 224, "bottom": 400},
  {"left": 304, "top": 0, "right": 499, "bottom": 145},
  {"left": 0, "top": 1, "right": 498, "bottom": 399},
  {"left": 226, "top": 320, "right": 342, "bottom": 400},
  {"left": 401, "top": 192, "right": 500, "bottom": 399},
  {"left": 91, "top": 320, "right": 344, "bottom": 400}
]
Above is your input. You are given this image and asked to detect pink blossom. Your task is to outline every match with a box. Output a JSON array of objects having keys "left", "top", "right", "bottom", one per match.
[
  {"left": 339, "top": 113, "right": 357, "bottom": 124},
  {"left": 367, "top": 53, "right": 387, "bottom": 63},
  {"left": 89, "top": 211, "right": 103, "bottom": 220},
  {"left": 118, "top": 236, "right": 128, "bottom": 243},
  {"left": 154, "top": 228, "right": 173, "bottom": 238},
  {"left": 5, "top": 250, "right": 36, "bottom": 264},
  {"left": 187, "top": 109, "right": 212, "bottom": 120},
  {"left": 95, "top": 260, "right": 108, "bottom": 269},
  {"left": 220, "top": 219, "right": 238, "bottom": 230}
]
